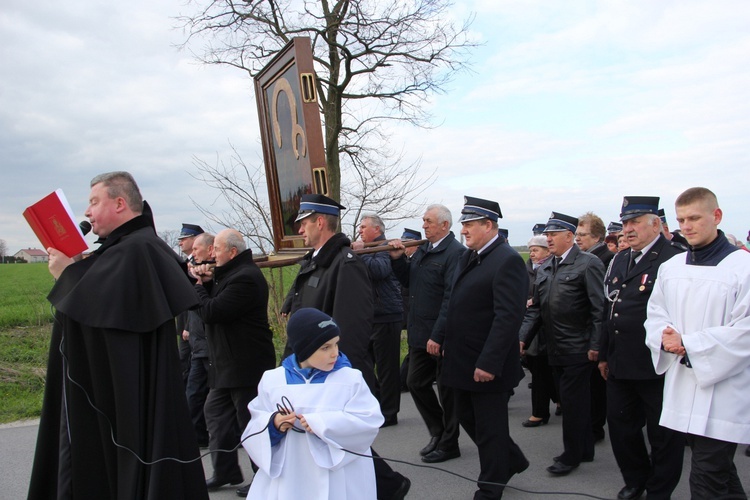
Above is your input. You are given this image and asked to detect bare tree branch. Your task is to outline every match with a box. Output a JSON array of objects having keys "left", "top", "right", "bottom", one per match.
[{"left": 177, "top": 0, "right": 477, "bottom": 201}]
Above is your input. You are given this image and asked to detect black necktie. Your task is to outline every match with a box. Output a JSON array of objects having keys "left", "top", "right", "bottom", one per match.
[
  {"left": 468, "top": 250, "right": 479, "bottom": 266},
  {"left": 553, "top": 256, "right": 562, "bottom": 274},
  {"left": 628, "top": 251, "right": 641, "bottom": 272}
]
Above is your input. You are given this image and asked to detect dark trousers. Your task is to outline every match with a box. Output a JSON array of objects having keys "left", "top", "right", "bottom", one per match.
[
  {"left": 590, "top": 363, "right": 607, "bottom": 439},
  {"left": 606, "top": 375, "right": 684, "bottom": 499},
  {"left": 406, "top": 346, "right": 460, "bottom": 451},
  {"left": 686, "top": 434, "right": 747, "bottom": 500},
  {"left": 454, "top": 389, "right": 527, "bottom": 500},
  {"left": 178, "top": 336, "right": 192, "bottom": 386},
  {"left": 369, "top": 321, "right": 402, "bottom": 420},
  {"left": 526, "top": 354, "right": 558, "bottom": 419},
  {"left": 185, "top": 357, "right": 210, "bottom": 443},
  {"left": 554, "top": 361, "right": 595, "bottom": 465},
  {"left": 204, "top": 386, "right": 257, "bottom": 480}
]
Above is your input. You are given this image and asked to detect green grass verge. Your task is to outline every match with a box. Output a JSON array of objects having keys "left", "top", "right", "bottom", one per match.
[
  {"left": 0, "top": 325, "right": 49, "bottom": 422},
  {"left": 0, "top": 264, "right": 56, "bottom": 328}
]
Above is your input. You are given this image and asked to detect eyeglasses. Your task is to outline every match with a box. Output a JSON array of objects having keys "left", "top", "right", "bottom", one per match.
[{"left": 575, "top": 232, "right": 591, "bottom": 238}]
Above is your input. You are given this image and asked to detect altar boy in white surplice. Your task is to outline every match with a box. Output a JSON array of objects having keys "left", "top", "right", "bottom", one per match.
[{"left": 241, "top": 308, "right": 383, "bottom": 500}]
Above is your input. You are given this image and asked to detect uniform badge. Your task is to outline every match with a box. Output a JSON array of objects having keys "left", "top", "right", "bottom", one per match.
[{"left": 639, "top": 274, "right": 648, "bottom": 291}]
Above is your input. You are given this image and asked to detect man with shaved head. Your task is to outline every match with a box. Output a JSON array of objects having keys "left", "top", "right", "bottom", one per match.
[
  {"left": 646, "top": 188, "right": 750, "bottom": 499},
  {"left": 192, "top": 228, "right": 276, "bottom": 494}
]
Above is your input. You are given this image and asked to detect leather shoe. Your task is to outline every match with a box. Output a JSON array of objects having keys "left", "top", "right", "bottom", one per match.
[
  {"left": 380, "top": 415, "right": 398, "bottom": 428},
  {"left": 205, "top": 475, "right": 243, "bottom": 489},
  {"left": 419, "top": 436, "right": 440, "bottom": 456},
  {"left": 422, "top": 448, "right": 460, "bottom": 463},
  {"left": 236, "top": 483, "right": 252, "bottom": 497},
  {"left": 546, "top": 461, "right": 578, "bottom": 475},
  {"left": 522, "top": 416, "right": 549, "bottom": 427},
  {"left": 617, "top": 485, "right": 645, "bottom": 500},
  {"left": 391, "top": 476, "right": 411, "bottom": 500}
]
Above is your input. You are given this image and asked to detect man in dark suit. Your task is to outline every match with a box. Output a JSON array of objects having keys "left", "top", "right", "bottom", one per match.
[
  {"left": 282, "top": 194, "right": 411, "bottom": 500},
  {"left": 519, "top": 211, "right": 606, "bottom": 476},
  {"left": 192, "top": 229, "right": 277, "bottom": 495},
  {"left": 442, "top": 196, "right": 530, "bottom": 499},
  {"left": 599, "top": 197, "right": 685, "bottom": 500},
  {"left": 389, "top": 205, "right": 465, "bottom": 463}
]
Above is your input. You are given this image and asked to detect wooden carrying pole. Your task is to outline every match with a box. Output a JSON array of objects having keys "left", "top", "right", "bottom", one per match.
[
  {"left": 353, "top": 239, "right": 427, "bottom": 255},
  {"left": 255, "top": 238, "right": 427, "bottom": 268}
]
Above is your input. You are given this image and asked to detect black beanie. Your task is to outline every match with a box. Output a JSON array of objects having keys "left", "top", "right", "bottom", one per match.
[{"left": 287, "top": 308, "right": 341, "bottom": 362}]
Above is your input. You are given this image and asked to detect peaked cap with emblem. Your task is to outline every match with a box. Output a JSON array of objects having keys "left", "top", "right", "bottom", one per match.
[
  {"left": 295, "top": 194, "right": 346, "bottom": 223},
  {"left": 401, "top": 228, "right": 422, "bottom": 240},
  {"left": 532, "top": 223, "right": 546, "bottom": 235},
  {"left": 458, "top": 196, "right": 502, "bottom": 223},
  {"left": 657, "top": 208, "right": 668, "bottom": 224},
  {"left": 543, "top": 212, "right": 578, "bottom": 233},
  {"left": 178, "top": 223, "right": 205, "bottom": 239},
  {"left": 607, "top": 221, "right": 623, "bottom": 233},
  {"left": 620, "top": 196, "right": 660, "bottom": 222}
]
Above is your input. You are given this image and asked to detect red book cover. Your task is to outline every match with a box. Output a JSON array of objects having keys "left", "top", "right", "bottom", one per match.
[{"left": 23, "top": 189, "right": 88, "bottom": 258}]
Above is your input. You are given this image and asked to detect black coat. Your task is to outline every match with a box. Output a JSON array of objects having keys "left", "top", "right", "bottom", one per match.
[
  {"left": 442, "top": 236, "right": 528, "bottom": 393},
  {"left": 519, "top": 244, "right": 606, "bottom": 365},
  {"left": 30, "top": 214, "right": 208, "bottom": 500},
  {"left": 589, "top": 241, "right": 615, "bottom": 268},
  {"left": 195, "top": 249, "right": 276, "bottom": 389},
  {"left": 281, "top": 233, "right": 374, "bottom": 375},
  {"left": 600, "top": 235, "right": 685, "bottom": 379},
  {"left": 359, "top": 234, "right": 403, "bottom": 323},
  {"left": 391, "top": 231, "right": 465, "bottom": 348}
]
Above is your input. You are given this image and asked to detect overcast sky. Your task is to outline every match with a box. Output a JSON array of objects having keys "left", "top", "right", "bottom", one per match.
[{"left": 2, "top": 0, "right": 749, "bottom": 256}]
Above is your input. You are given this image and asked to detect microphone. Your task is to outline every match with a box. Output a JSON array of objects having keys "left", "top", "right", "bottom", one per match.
[{"left": 80, "top": 221, "right": 92, "bottom": 236}]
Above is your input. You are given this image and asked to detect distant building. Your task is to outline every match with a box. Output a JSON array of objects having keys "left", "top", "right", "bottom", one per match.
[{"left": 14, "top": 248, "right": 48, "bottom": 263}]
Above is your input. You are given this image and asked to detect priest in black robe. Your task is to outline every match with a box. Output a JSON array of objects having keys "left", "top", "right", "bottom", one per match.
[{"left": 27, "top": 171, "right": 209, "bottom": 500}]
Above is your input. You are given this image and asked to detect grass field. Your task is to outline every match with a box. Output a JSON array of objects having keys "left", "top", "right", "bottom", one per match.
[
  {"left": 0, "top": 264, "right": 56, "bottom": 328},
  {"left": 0, "top": 264, "right": 54, "bottom": 422}
]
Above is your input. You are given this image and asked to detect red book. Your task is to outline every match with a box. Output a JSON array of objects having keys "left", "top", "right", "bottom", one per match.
[{"left": 23, "top": 189, "right": 88, "bottom": 258}]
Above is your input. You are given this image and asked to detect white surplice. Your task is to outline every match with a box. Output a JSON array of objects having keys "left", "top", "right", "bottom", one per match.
[{"left": 241, "top": 365, "right": 383, "bottom": 500}]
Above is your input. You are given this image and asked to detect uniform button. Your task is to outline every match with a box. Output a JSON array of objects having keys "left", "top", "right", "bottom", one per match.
[
  {"left": 614, "top": 313, "right": 619, "bottom": 318},
  {"left": 614, "top": 330, "right": 619, "bottom": 334},
  {"left": 617, "top": 299, "right": 622, "bottom": 303},
  {"left": 622, "top": 283, "right": 627, "bottom": 288}
]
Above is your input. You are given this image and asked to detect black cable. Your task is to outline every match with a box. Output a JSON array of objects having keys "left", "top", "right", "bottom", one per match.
[{"left": 342, "top": 447, "right": 611, "bottom": 500}]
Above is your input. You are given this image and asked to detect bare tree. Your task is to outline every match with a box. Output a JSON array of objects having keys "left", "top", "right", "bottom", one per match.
[
  {"left": 179, "top": 0, "right": 476, "bottom": 202},
  {"left": 189, "top": 146, "right": 289, "bottom": 325},
  {"left": 158, "top": 230, "right": 181, "bottom": 254},
  {"left": 0, "top": 239, "right": 7, "bottom": 263}
]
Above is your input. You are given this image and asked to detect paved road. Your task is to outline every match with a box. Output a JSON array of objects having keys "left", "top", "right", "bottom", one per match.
[{"left": 3, "top": 375, "right": 748, "bottom": 499}]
